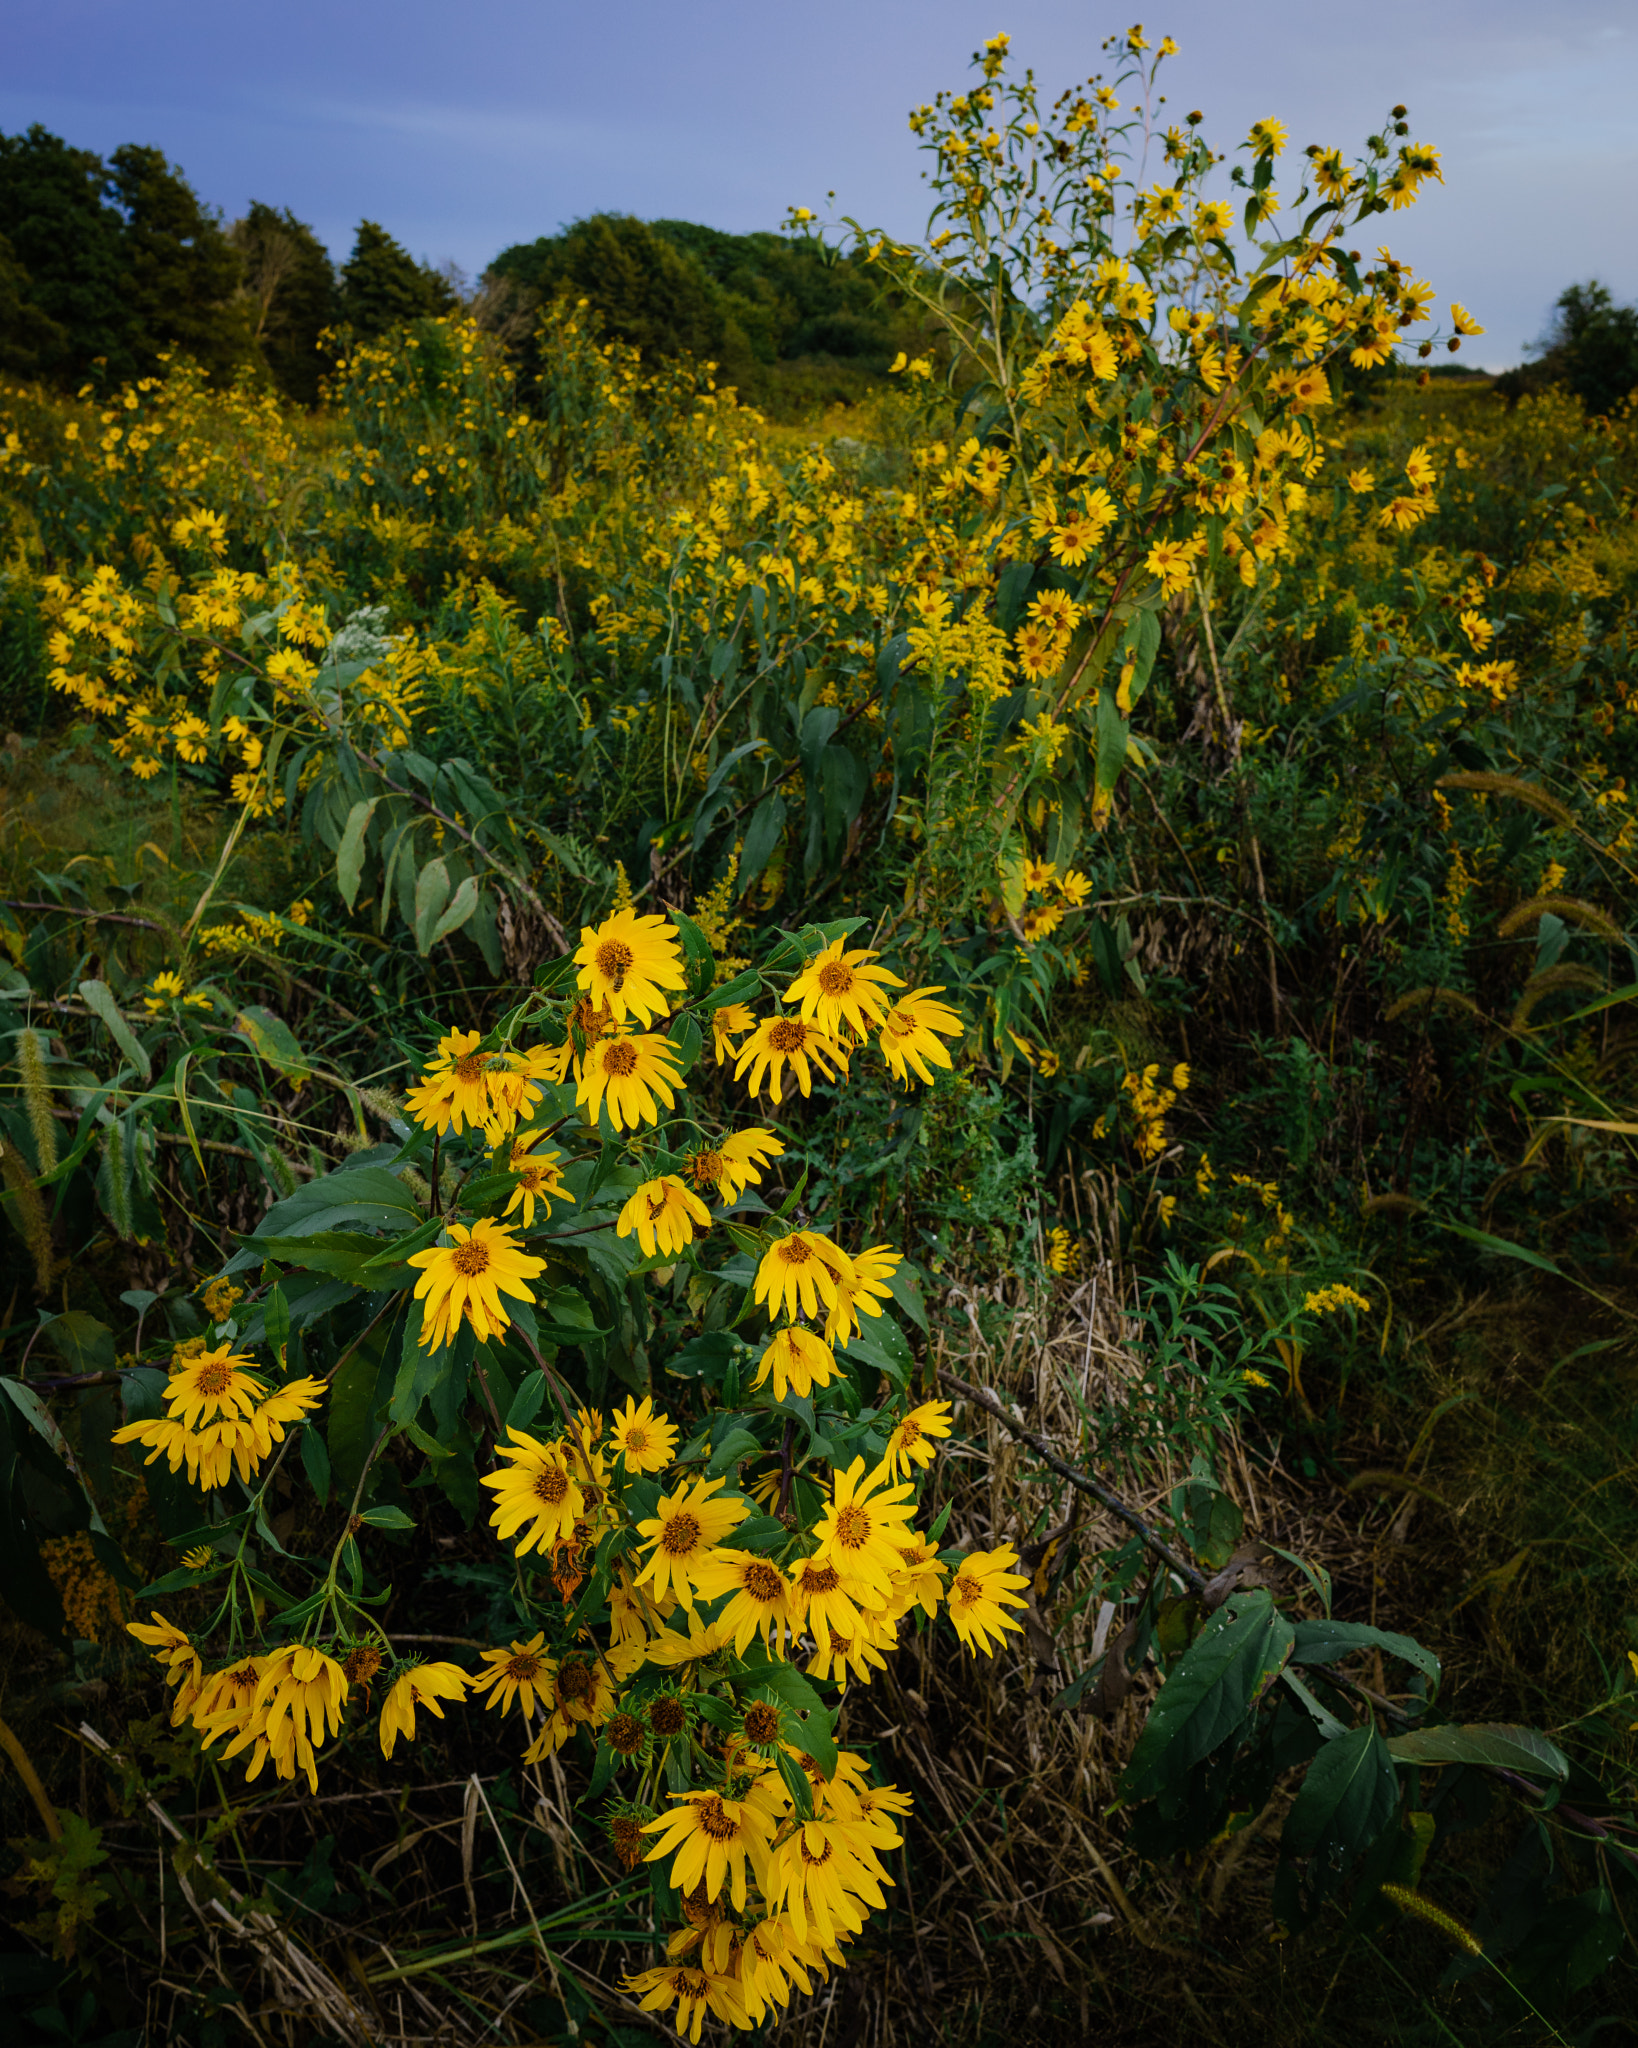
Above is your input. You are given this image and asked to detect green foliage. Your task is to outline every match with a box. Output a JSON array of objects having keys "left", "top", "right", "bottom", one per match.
[
  {"left": 338, "top": 219, "right": 457, "bottom": 341},
  {"left": 1498, "top": 278, "right": 1638, "bottom": 418}
]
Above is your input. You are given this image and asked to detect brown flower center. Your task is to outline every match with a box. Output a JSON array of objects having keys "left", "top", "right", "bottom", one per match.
[
  {"left": 624, "top": 1425, "right": 649, "bottom": 1452},
  {"left": 194, "top": 1360, "right": 232, "bottom": 1396},
  {"left": 885, "top": 1009, "right": 915, "bottom": 1039},
  {"left": 688, "top": 1149, "right": 724, "bottom": 1187},
  {"left": 800, "top": 1835, "right": 835, "bottom": 1869},
  {"left": 741, "top": 1562, "right": 784, "bottom": 1602},
  {"left": 454, "top": 1052, "right": 491, "bottom": 1084},
  {"left": 649, "top": 1694, "right": 688, "bottom": 1738},
  {"left": 899, "top": 1418, "right": 923, "bottom": 1447},
  {"left": 768, "top": 1018, "right": 808, "bottom": 1053},
  {"left": 800, "top": 1563, "right": 841, "bottom": 1596},
  {"left": 611, "top": 1813, "right": 645, "bottom": 1867},
  {"left": 742, "top": 1700, "right": 781, "bottom": 1745},
  {"left": 660, "top": 1511, "right": 701, "bottom": 1556},
  {"left": 607, "top": 1711, "right": 646, "bottom": 1756},
  {"left": 694, "top": 1794, "right": 740, "bottom": 1842},
  {"left": 504, "top": 1651, "right": 543, "bottom": 1682},
  {"left": 834, "top": 1504, "right": 872, "bottom": 1548},
  {"left": 557, "top": 1657, "right": 595, "bottom": 1703},
  {"left": 602, "top": 1040, "right": 638, "bottom": 1077},
  {"left": 596, "top": 939, "right": 635, "bottom": 981},
  {"left": 776, "top": 1237, "right": 812, "bottom": 1266},
  {"left": 452, "top": 1238, "right": 491, "bottom": 1276},
  {"left": 817, "top": 961, "right": 853, "bottom": 995},
  {"left": 532, "top": 1465, "right": 570, "bottom": 1506},
  {"left": 342, "top": 1645, "right": 383, "bottom": 1686},
  {"left": 671, "top": 1970, "right": 710, "bottom": 2000}
]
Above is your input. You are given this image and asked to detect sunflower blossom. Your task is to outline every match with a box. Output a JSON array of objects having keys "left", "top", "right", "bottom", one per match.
[
  {"left": 574, "top": 907, "right": 688, "bottom": 1028},
  {"left": 946, "top": 1544, "right": 1031, "bottom": 1655},
  {"left": 634, "top": 1473, "right": 748, "bottom": 1608},
  {"left": 640, "top": 1775, "right": 786, "bottom": 1911},
  {"left": 407, "top": 1218, "right": 546, "bottom": 1350},
  {"left": 753, "top": 1231, "right": 852, "bottom": 1322},
  {"left": 379, "top": 1660, "right": 469, "bottom": 1759},
  {"left": 608, "top": 1395, "right": 679, "bottom": 1473},
  {"left": 877, "top": 987, "right": 963, "bottom": 1085},
  {"left": 685, "top": 1126, "right": 784, "bottom": 1203},
  {"left": 576, "top": 1030, "right": 683, "bottom": 1131},
  {"left": 734, "top": 1015, "right": 848, "bottom": 1101},
  {"left": 785, "top": 939, "right": 904, "bottom": 1040},
  {"left": 480, "top": 1428, "right": 586, "bottom": 1555},
  {"left": 617, "top": 1175, "right": 712, "bottom": 1257}
]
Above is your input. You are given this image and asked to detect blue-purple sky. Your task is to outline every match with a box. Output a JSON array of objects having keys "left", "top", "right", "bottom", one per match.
[{"left": 7, "top": 0, "right": 1635, "bottom": 370}]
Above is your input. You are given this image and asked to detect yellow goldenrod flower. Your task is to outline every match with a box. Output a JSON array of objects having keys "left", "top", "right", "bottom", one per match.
[
  {"left": 946, "top": 1546, "right": 1031, "bottom": 1656},
  {"left": 617, "top": 1175, "right": 712, "bottom": 1257},
  {"left": 634, "top": 1474, "right": 748, "bottom": 1608},
  {"left": 576, "top": 1030, "right": 683, "bottom": 1131},
  {"left": 881, "top": 1400, "right": 953, "bottom": 1482},
  {"left": 573, "top": 907, "right": 687, "bottom": 1029},
  {"left": 479, "top": 1428, "right": 586, "bottom": 1555},
  {"left": 608, "top": 1395, "right": 679, "bottom": 1473},
  {"left": 407, "top": 1218, "right": 547, "bottom": 1350},
  {"left": 785, "top": 939, "right": 903, "bottom": 1040},
  {"left": 379, "top": 1660, "right": 469, "bottom": 1759}
]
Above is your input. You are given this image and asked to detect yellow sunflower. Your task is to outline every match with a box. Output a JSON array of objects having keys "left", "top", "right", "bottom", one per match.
[
  {"left": 502, "top": 1130, "right": 574, "bottom": 1227},
  {"left": 690, "top": 1549, "right": 794, "bottom": 1654},
  {"left": 379, "top": 1660, "right": 469, "bottom": 1759},
  {"left": 823, "top": 1242, "right": 901, "bottom": 1345},
  {"left": 403, "top": 1027, "right": 496, "bottom": 1136},
  {"left": 753, "top": 1231, "right": 852, "bottom": 1322},
  {"left": 617, "top": 1175, "right": 712, "bottom": 1257},
  {"left": 734, "top": 1015, "right": 848, "bottom": 1101},
  {"left": 576, "top": 1030, "right": 683, "bottom": 1131},
  {"left": 407, "top": 1218, "right": 546, "bottom": 1350},
  {"left": 624, "top": 1959, "right": 753, "bottom": 2041},
  {"left": 685, "top": 1126, "right": 784, "bottom": 1204},
  {"left": 634, "top": 1474, "right": 748, "bottom": 1608},
  {"left": 233, "top": 1644, "right": 348, "bottom": 1793},
  {"left": 160, "top": 1344, "right": 264, "bottom": 1427},
  {"left": 480, "top": 1428, "right": 586, "bottom": 1555},
  {"left": 785, "top": 939, "right": 904, "bottom": 1041},
  {"left": 946, "top": 1545, "right": 1031, "bottom": 1655},
  {"left": 788, "top": 1555, "right": 887, "bottom": 1640},
  {"left": 608, "top": 1395, "right": 679, "bottom": 1473},
  {"left": 812, "top": 1457, "right": 918, "bottom": 1595},
  {"left": 469, "top": 1633, "right": 556, "bottom": 1717},
  {"left": 882, "top": 1399, "right": 953, "bottom": 1481},
  {"left": 574, "top": 908, "right": 687, "bottom": 1028},
  {"left": 710, "top": 1001, "right": 756, "bottom": 1064},
  {"left": 640, "top": 1776, "right": 786, "bottom": 1912},
  {"left": 751, "top": 1324, "right": 839, "bottom": 1402},
  {"left": 877, "top": 987, "right": 963, "bottom": 1086}
]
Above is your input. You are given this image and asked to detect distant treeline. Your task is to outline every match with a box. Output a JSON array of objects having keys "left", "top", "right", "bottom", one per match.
[{"left": 0, "top": 123, "right": 924, "bottom": 416}]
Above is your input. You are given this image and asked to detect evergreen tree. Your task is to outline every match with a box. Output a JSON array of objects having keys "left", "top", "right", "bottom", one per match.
[
  {"left": 0, "top": 125, "right": 132, "bottom": 384},
  {"left": 339, "top": 221, "right": 456, "bottom": 339},
  {"left": 0, "top": 229, "right": 66, "bottom": 377},
  {"left": 105, "top": 143, "right": 251, "bottom": 382},
  {"left": 230, "top": 202, "right": 338, "bottom": 404}
]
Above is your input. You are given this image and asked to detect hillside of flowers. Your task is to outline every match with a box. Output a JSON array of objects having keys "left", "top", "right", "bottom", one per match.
[{"left": 0, "top": 27, "right": 1637, "bottom": 2048}]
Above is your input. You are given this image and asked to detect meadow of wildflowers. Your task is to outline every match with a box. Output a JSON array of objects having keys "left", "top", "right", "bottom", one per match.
[{"left": 0, "top": 25, "right": 1636, "bottom": 2046}]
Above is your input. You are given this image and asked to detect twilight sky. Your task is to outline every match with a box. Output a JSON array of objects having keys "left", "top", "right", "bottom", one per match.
[{"left": 6, "top": 0, "right": 1636, "bottom": 370}]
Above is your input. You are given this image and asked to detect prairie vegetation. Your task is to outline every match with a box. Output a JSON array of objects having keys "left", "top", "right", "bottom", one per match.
[{"left": 1, "top": 26, "right": 1637, "bottom": 2048}]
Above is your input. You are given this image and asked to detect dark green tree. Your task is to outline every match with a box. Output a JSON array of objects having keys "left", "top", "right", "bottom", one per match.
[
  {"left": 230, "top": 202, "right": 338, "bottom": 404},
  {"left": 0, "top": 229, "right": 67, "bottom": 376},
  {"left": 490, "top": 213, "right": 731, "bottom": 366},
  {"left": 0, "top": 125, "right": 132, "bottom": 384},
  {"left": 1498, "top": 280, "right": 1638, "bottom": 417},
  {"left": 105, "top": 143, "right": 252, "bottom": 383},
  {"left": 338, "top": 221, "right": 457, "bottom": 339}
]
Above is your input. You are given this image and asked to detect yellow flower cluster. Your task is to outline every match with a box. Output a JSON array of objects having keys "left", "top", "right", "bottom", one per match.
[{"left": 112, "top": 1345, "right": 324, "bottom": 1490}]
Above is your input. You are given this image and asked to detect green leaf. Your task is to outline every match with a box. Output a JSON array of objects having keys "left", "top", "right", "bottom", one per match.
[
  {"left": 668, "top": 1012, "right": 703, "bottom": 1077},
  {"left": 670, "top": 911, "right": 717, "bottom": 996},
  {"left": 336, "top": 796, "right": 380, "bottom": 912},
  {"left": 1437, "top": 1220, "right": 1562, "bottom": 1275},
  {"left": 706, "top": 1428, "right": 762, "bottom": 1476},
  {"left": 431, "top": 874, "right": 481, "bottom": 946},
  {"left": 413, "top": 857, "right": 452, "bottom": 955},
  {"left": 1383, "top": 1722, "right": 1569, "bottom": 1780},
  {"left": 233, "top": 1005, "right": 312, "bottom": 1087},
  {"left": 1120, "top": 1590, "right": 1295, "bottom": 1803},
  {"left": 1280, "top": 1723, "right": 1399, "bottom": 1909},
  {"left": 40, "top": 1312, "right": 117, "bottom": 1377},
  {"left": 253, "top": 1165, "right": 422, "bottom": 1239},
  {"left": 1290, "top": 1620, "right": 1441, "bottom": 1699},
  {"left": 78, "top": 980, "right": 150, "bottom": 1080},
  {"left": 359, "top": 1505, "right": 415, "bottom": 1531},
  {"left": 698, "top": 969, "right": 762, "bottom": 1013},
  {"left": 299, "top": 1423, "right": 331, "bottom": 1503},
  {"left": 252, "top": 1231, "right": 396, "bottom": 1281}
]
